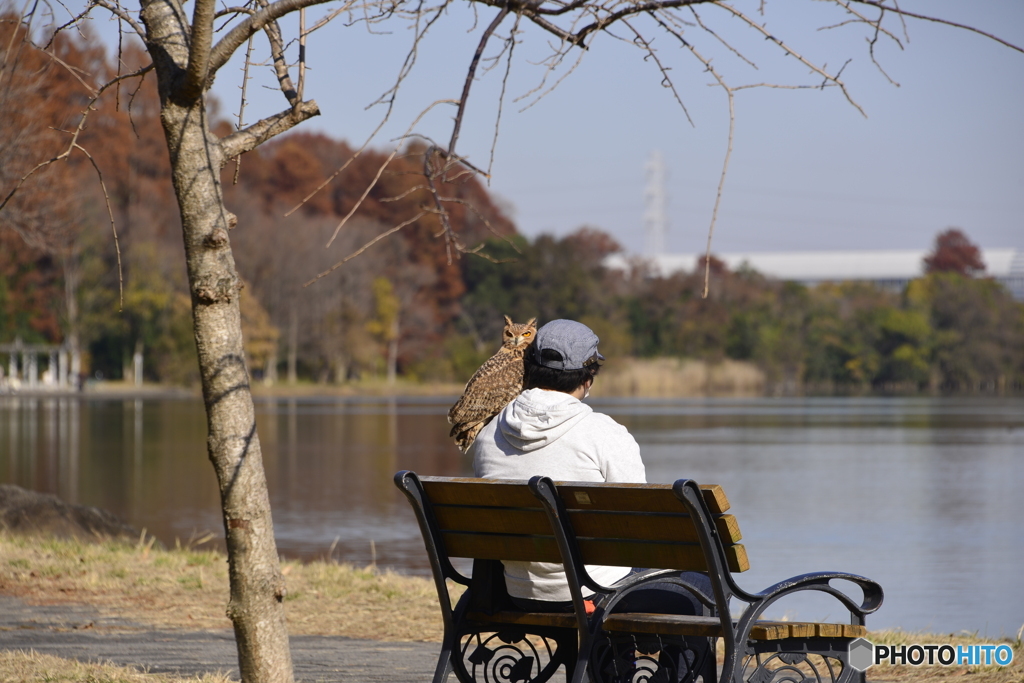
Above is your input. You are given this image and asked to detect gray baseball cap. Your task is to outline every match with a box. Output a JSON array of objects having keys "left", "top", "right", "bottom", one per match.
[{"left": 533, "top": 319, "right": 605, "bottom": 371}]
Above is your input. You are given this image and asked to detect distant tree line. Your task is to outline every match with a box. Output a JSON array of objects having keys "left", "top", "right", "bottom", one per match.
[
  {"left": 2, "top": 22, "right": 1021, "bottom": 394},
  {"left": 462, "top": 228, "right": 1024, "bottom": 394}
]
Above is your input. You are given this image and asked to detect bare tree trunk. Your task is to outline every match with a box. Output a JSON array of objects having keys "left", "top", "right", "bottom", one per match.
[{"left": 140, "top": 0, "right": 294, "bottom": 680}]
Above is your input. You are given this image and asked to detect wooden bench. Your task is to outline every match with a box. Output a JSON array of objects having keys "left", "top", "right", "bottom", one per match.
[{"left": 395, "top": 471, "right": 883, "bottom": 683}]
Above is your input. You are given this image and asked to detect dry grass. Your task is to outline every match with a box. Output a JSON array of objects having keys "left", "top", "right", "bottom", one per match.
[
  {"left": 249, "top": 378, "right": 464, "bottom": 397},
  {"left": 862, "top": 630, "right": 1023, "bottom": 683},
  {"left": 0, "top": 650, "right": 233, "bottom": 683},
  {"left": 2, "top": 535, "right": 1020, "bottom": 683},
  {"left": 593, "top": 358, "right": 765, "bottom": 397},
  {"left": 0, "top": 533, "right": 456, "bottom": 641}
]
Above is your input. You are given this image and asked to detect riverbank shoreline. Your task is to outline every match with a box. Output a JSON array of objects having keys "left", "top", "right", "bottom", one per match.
[
  {"left": 5, "top": 375, "right": 1022, "bottom": 400},
  {"left": 1, "top": 534, "right": 1021, "bottom": 683}
]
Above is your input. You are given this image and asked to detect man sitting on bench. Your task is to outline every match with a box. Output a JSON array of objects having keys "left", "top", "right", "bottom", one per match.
[{"left": 469, "top": 319, "right": 713, "bottom": 680}]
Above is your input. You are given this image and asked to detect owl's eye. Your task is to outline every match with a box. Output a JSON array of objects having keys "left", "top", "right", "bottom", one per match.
[{"left": 523, "top": 331, "right": 532, "bottom": 337}]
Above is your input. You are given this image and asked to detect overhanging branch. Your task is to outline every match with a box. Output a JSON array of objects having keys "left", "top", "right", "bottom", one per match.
[
  {"left": 219, "top": 100, "right": 320, "bottom": 163},
  {"left": 851, "top": 0, "right": 1024, "bottom": 54},
  {"left": 448, "top": 6, "right": 509, "bottom": 157},
  {"left": 207, "top": 0, "right": 335, "bottom": 84}
]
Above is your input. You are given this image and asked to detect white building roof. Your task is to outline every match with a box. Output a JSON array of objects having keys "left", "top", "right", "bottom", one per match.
[{"left": 608, "top": 248, "right": 1023, "bottom": 283}]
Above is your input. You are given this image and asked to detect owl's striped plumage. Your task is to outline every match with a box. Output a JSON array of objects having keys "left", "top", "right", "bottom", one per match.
[{"left": 448, "top": 316, "right": 537, "bottom": 453}]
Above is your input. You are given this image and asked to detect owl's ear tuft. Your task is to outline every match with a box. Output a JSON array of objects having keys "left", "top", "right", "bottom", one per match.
[
  {"left": 504, "top": 315, "right": 513, "bottom": 327},
  {"left": 526, "top": 318, "right": 537, "bottom": 327}
]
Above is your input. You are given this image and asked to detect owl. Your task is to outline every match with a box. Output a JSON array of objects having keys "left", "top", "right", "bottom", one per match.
[{"left": 448, "top": 316, "right": 537, "bottom": 453}]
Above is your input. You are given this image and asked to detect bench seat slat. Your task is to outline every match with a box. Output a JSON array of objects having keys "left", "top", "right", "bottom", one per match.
[
  {"left": 602, "top": 614, "right": 867, "bottom": 640},
  {"left": 460, "top": 611, "right": 868, "bottom": 640},
  {"left": 465, "top": 611, "right": 578, "bottom": 630}
]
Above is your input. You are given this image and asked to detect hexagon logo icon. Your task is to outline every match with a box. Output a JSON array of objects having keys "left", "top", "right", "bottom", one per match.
[{"left": 848, "top": 638, "right": 874, "bottom": 671}]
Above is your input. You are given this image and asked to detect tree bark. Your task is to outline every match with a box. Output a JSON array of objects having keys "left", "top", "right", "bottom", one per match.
[{"left": 140, "top": 0, "right": 294, "bottom": 680}]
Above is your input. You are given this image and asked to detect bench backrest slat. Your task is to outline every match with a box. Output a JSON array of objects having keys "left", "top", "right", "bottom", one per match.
[
  {"left": 567, "top": 510, "right": 742, "bottom": 545},
  {"left": 555, "top": 483, "right": 732, "bottom": 514},
  {"left": 433, "top": 505, "right": 553, "bottom": 536},
  {"left": 419, "top": 477, "right": 750, "bottom": 574},
  {"left": 574, "top": 537, "right": 748, "bottom": 573},
  {"left": 441, "top": 531, "right": 563, "bottom": 563},
  {"left": 433, "top": 504, "right": 741, "bottom": 545},
  {"left": 421, "top": 478, "right": 542, "bottom": 507}
]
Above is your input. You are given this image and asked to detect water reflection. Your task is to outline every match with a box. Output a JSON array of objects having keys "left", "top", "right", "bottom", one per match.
[{"left": 1, "top": 395, "right": 1022, "bottom": 637}]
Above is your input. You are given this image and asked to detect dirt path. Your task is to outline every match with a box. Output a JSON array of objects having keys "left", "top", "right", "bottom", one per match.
[{"left": 0, "top": 595, "right": 438, "bottom": 682}]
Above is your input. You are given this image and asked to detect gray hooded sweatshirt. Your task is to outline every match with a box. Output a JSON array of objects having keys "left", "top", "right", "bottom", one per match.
[{"left": 471, "top": 387, "right": 646, "bottom": 601}]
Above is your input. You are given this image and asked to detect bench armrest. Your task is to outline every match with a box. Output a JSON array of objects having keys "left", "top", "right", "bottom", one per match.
[{"left": 736, "top": 570, "right": 884, "bottom": 632}]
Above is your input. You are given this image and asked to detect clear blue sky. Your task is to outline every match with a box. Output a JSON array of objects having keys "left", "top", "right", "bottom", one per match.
[{"left": 95, "top": 1, "right": 1024, "bottom": 256}]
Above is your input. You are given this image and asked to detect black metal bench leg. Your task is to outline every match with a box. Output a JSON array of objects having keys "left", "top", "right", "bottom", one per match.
[
  {"left": 432, "top": 634, "right": 457, "bottom": 683},
  {"left": 569, "top": 636, "right": 595, "bottom": 683},
  {"left": 556, "top": 634, "right": 580, "bottom": 683},
  {"left": 700, "top": 637, "right": 717, "bottom": 683}
]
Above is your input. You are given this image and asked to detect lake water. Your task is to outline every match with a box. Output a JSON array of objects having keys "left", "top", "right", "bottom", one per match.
[{"left": 1, "top": 394, "right": 1021, "bottom": 638}]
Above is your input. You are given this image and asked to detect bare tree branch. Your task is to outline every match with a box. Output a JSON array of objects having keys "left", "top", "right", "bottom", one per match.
[
  {"left": 487, "top": 16, "right": 518, "bottom": 178},
  {"left": 652, "top": 12, "right": 732, "bottom": 298},
  {"left": 181, "top": 0, "right": 216, "bottom": 101},
  {"left": 207, "top": 0, "right": 335, "bottom": 85},
  {"left": 323, "top": 99, "right": 457, "bottom": 247},
  {"left": 423, "top": 147, "right": 458, "bottom": 265},
  {"left": 715, "top": 2, "right": 866, "bottom": 117},
  {"left": 570, "top": 0, "right": 703, "bottom": 45},
  {"left": 431, "top": 193, "right": 523, "bottom": 254},
  {"left": 365, "top": 0, "right": 451, "bottom": 117},
  {"left": 532, "top": 0, "right": 590, "bottom": 17},
  {"left": 232, "top": 32, "right": 256, "bottom": 184},
  {"left": 35, "top": 44, "right": 98, "bottom": 95},
  {"left": 688, "top": 6, "right": 757, "bottom": 69},
  {"left": 218, "top": 98, "right": 320, "bottom": 161},
  {"left": 822, "top": 1, "right": 902, "bottom": 85},
  {"left": 0, "top": 62, "right": 152, "bottom": 212},
  {"left": 621, "top": 17, "right": 694, "bottom": 127},
  {"left": 255, "top": 0, "right": 298, "bottom": 105},
  {"left": 304, "top": 211, "right": 429, "bottom": 286},
  {"left": 514, "top": 36, "right": 589, "bottom": 112},
  {"left": 302, "top": 0, "right": 362, "bottom": 36},
  {"left": 216, "top": 6, "right": 257, "bottom": 19},
  {"left": 282, "top": 129, "right": 380, "bottom": 216},
  {"left": 448, "top": 6, "right": 509, "bottom": 158},
  {"left": 74, "top": 142, "right": 124, "bottom": 309},
  {"left": 851, "top": 0, "right": 1024, "bottom": 54},
  {"left": 297, "top": 7, "right": 305, "bottom": 99}
]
